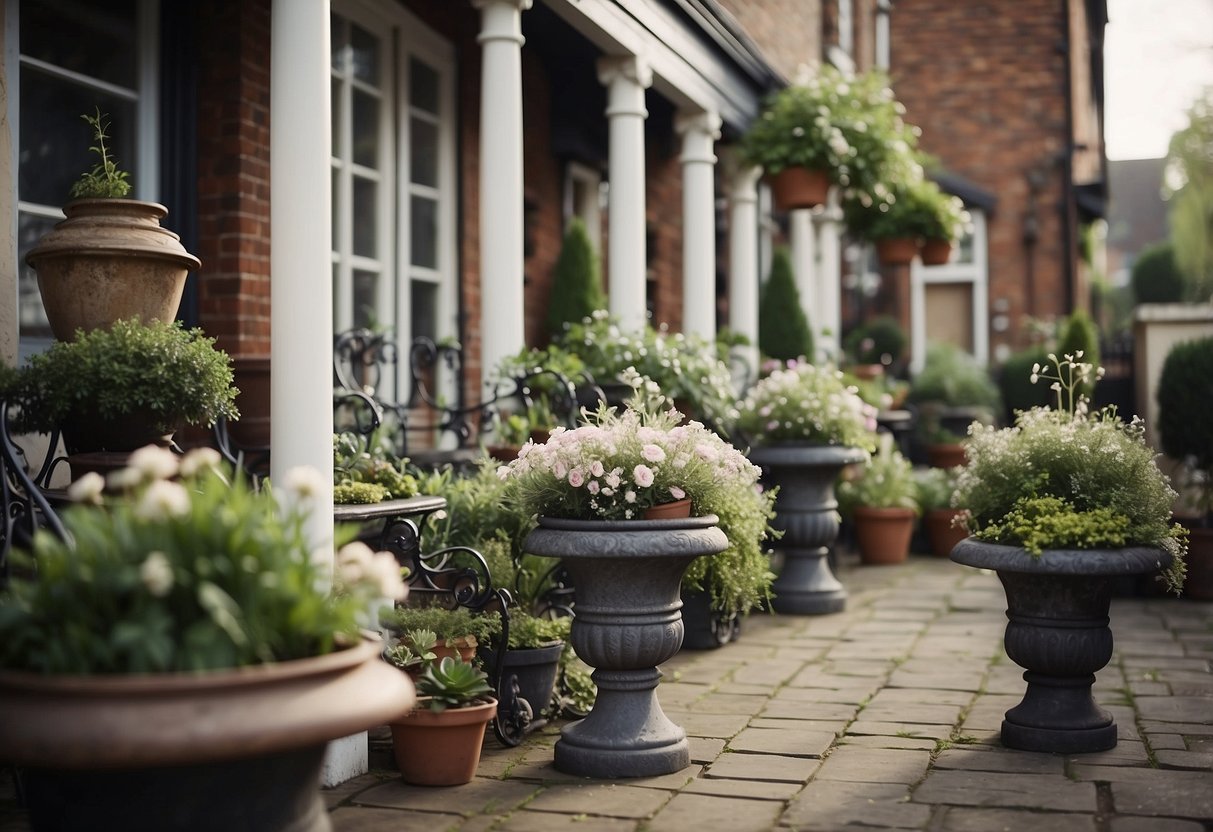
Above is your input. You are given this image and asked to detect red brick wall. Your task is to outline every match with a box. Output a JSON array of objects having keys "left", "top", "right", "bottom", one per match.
[
  {"left": 194, "top": 0, "right": 272, "bottom": 358},
  {"left": 890, "top": 0, "right": 1076, "bottom": 354},
  {"left": 714, "top": 0, "right": 823, "bottom": 82}
]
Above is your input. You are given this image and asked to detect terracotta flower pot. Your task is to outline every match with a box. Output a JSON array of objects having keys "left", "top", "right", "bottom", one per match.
[
  {"left": 927, "top": 442, "right": 968, "bottom": 469},
  {"left": 919, "top": 238, "right": 953, "bottom": 266},
  {"left": 770, "top": 166, "right": 831, "bottom": 212},
  {"left": 26, "top": 198, "right": 200, "bottom": 341},
  {"left": 875, "top": 237, "right": 919, "bottom": 267},
  {"left": 924, "top": 508, "right": 969, "bottom": 557},
  {"left": 644, "top": 497, "right": 692, "bottom": 519},
  {"left": 390, "top": 697, "right": 498, "bottom": 786},
  {"left": 852, "top": 505, "right": 915, "bottom": 564},
  {"left": 0, "top": 637, "right": 414, "bottom": 831}
]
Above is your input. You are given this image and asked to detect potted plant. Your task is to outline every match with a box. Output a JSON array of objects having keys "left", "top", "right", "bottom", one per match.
[
  {"left": 0, "top": 447, "right": 413, "bottom": 831},
  {"left": 333, "top": 430, "right": 420, "bottom": 504},
  {"left": 500, "top": 380, "right": 759, "bottom": 777},
  {"left": 839, "top": 433, "right": 920, "bottom": 565},
  {"left": 843, "top": 176, "right": 947, "bottom": 266},
  {"left": 1156, "top": 335, "right": 1213, "bottom": 600},
  {"left": 907, "top": 342, "right": 1001, "bottom": 466},
  {"left": 913, "top": 465, "right": 969, "bottom": 557},
  {"left": 385, "top": 655, "right": 497, "bottom": 786},
  {"left": 9, "top": 317, "right": 239, "bottom": 457},
  {"left": 758, "top": 247, "right": 814, "bottom": 363},
  {"left": 843, "top": 315, "right": 908, "bottom": 378},
  {"left": 917, "top": 186, "right": 968, "bottom": 266},
  {"left": 951, "top": 353, "right": 1186, "bottom": 753},
  {"left": 25, "top": 109, "right": 200, "bottom": 341},
  {"left": 736, "top": 359, "right": 879, "bottom": 613},
  {"left": 739, "top": 65, "right": 917, "bottom": 211},
  {"left": 382, "top": 604, "right": 502, "bottom": 668}
]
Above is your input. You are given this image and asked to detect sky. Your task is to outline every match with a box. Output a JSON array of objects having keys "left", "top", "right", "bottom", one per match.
[{"left": 1103, "top": 0, "right": 1213, "bottom": 161}]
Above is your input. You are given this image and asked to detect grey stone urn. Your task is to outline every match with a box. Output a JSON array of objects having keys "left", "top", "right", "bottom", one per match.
[
  {"left": 523, "top": 515, "right": 728, "bottom": 778},
  {"left": 747, "top": 443, "right": 867, "bottom": 614},
  {"left": 951, "top": 538, "right": 1172, "bottom": 753}
]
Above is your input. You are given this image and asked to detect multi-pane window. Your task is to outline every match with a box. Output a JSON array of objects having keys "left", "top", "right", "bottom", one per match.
[
  {"left": 14, "top": 0, "right": 156, "bottom": 352},
  {"left": 331, "top": 2, "right": 455, "bottom": 401}
]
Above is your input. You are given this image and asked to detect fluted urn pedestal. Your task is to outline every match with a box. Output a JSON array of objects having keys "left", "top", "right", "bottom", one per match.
[
  {"left": 524, "top": 515, "right": 728, "bottom": 778},
  {"left": 748, "top": 444, "right": 867, "bottom": 615},
  {"left": 952, "top": 539, "right": 1172, "bottom": 753}
]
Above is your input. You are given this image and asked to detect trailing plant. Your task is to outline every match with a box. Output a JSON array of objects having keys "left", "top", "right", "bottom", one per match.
[
  {"left": 736, "top": 359, "right": 879, "bottom": 451},
  {"left": 544, "top": 218, "right": 606, "bottom": 340},
  {"left": 10, "top": 318, "right": 239, "bottom": 436},
  {"left": 955, "top": 353, "right": 1187, "bottom": 592},
  {"left": 69, "top": 108, "right": 132, "bottom": 200},
  {"left": 758, "top": 247, "right": 814, "bottom": 362},
  {"left": 843, "top": 177, "right": 961, "bottom": 243}
]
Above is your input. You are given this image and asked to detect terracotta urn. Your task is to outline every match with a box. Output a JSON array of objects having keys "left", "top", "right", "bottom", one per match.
[{"left": 770, "top": 165, "right": 831, "bottom": 212}]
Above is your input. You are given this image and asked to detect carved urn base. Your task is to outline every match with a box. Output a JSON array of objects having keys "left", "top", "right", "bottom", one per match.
[
  {"left": 748, "top": 444, "right": 867, "bottom": 615},
  {"left": 952, "top": 539, "right": 1171, "bottom": 753},
  {"left": 523, "top": 515, "right": 728, "bottom": 778}
]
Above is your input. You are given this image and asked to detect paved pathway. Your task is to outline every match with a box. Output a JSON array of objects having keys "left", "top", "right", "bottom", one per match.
[{"left": 328, "top": 552, "right": 1213, "bottom": 832}]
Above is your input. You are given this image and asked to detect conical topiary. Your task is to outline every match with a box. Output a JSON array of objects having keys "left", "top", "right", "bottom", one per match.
[
  {"left": 1056, "top": 309, "right": 1101, "bottom": 398},
  {"left": 544, "top": 218, "right": 606, "bottom": 339},
  {"left": 758, "top": 247, "right": 814, "bottom": 362}
]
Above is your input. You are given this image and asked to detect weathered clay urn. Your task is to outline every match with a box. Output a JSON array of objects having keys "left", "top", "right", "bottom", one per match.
[{"left": 26, "top": 198, "right": 200, "bottom": 340}]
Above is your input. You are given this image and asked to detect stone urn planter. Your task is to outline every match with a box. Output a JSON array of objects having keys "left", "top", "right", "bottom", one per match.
[
  {"left": 951, "top": 538, "right": 1172, "bottom": 753},
  {"left": 679, "top": 588, "right": 740, "bottom": 650},
  {"left": 523, "top": 515, "right": 728, "bottom": 778},
  {"left": 26, "top": 199, "right": 200, "bottom": 340},
  {"left": 747, "top": 444, "right": 867, "bottom": 614},
  {"left": 0, "top": 637, "right": 414, "bottom": 832}
]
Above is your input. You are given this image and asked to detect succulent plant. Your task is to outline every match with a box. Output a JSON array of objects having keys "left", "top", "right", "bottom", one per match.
[{"left": 416, "top": 656, "right": 494, "bottom": 712}]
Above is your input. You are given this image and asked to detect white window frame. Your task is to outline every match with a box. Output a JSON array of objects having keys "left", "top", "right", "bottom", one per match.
[
  {"left": 910, "top": 209, "right": 989, "bottom": 374},
  {"left": 564, "top": 160, "right": 603, "bottom": 254},
  {"left": 10, "top": 0, "right": 159, "bottom": 354},
  {"left": 331, "top": 0, "right": 457, "bottom": 403}
]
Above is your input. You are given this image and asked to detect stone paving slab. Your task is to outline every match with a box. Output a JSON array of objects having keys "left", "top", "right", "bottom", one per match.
[
  {"left": 912, "top": 770, "right": 1098, "bottom": 812},
  {"left": 679, "top": 777, "right": 804, "bottom": 801},
  {"left": 1069, "top": 766, "right": 1213, "bottom": 819},
  {"left": 493, "top": 810, "right": 636, "bottom": 831},
  {"left": 727, "top": 726, "right": 836, "bottom": 758},
  {"left": 932, "top": 807, "right": 1096, "bottom": 831},
  {"left": 645, "top": 793, "right": 783, "bottom": 832},
  {"left": 704, "top": 753, "right": 822, "bottom": 783},
  {"left": 524, "top": 783, "right": 671, "bottom": 818},
  {"left": 813, "top": 745, "right": 932, "bottom": 785},
  {"left": 330, "top": 806, "right": 465, "bottom": 831},
  {"left": 780, "top": 781, "right": 929, "bottom": 830}
]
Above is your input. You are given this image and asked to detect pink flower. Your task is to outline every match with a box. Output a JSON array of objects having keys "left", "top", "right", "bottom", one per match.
[
  {"left": 624, "top": 490, "right": 637, "bottom": 503},
  {"left": 590, "top": 460, "right": 605, "bottom": 477},
  {"left": 587, "top": 480, "right": 600, "bottom": 495},
  {"left": 669, "top": 485, "right": 685, "bottom": 500},
  {"left": 641, "top": 443, "right": 666, "bottom": 463},
  {"left": 633, "top": 464, "right": 655, "bottom": 488},
  {"left": 568, "top": 468, "right": 585, "bottom": 488}
]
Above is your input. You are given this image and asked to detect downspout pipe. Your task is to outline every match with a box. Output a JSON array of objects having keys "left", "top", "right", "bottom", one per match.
[{"left": 1060, "top": 0, "right": 1076, "bottom": 314}]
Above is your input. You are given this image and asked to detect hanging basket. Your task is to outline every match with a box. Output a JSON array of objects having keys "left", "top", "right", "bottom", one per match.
[
  {"left": 875, "top": 238, "right": 919, "bottom": 267},
  {"left": 919, "top": 238, "right": 954, "bottom": 266},
  {"left": 770, "top": 166, "right": 831, "bottom": 212}
]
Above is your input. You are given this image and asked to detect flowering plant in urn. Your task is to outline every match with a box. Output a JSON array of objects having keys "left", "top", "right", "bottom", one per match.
[
  {"left": 0, "top": 446, "right": 406, "bottom": 673},
  {"left": 500, "top": 372, "right": 776, "bottom": 615},
  {"left": 954, "top": 353, "right": 1187, "bottom": 593},
  {"left": 736, "top": 359, "right": 879, "bottom": 452}
]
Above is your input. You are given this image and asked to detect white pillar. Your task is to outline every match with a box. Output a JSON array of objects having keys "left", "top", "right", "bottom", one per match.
[
  {"left": 475, "top": 0, "right": 531, "bottom": 390},
  {"left": 676, "top": 110, "right": 721, "bottom": 341},
  {"left": 270, "top": 0, "right": 352, "bottom": 785},
  {"left": 816, "top": 192, "right": 843, "bottom": 362},
  {"left": 598, "top": 55, "right": 652, "bottom": 332},
  {"left": 727, "top": 160, "right": 762, "bottom": 379},
  {"left": 789, "top": 208, "right": 817, "bottom": 349}
]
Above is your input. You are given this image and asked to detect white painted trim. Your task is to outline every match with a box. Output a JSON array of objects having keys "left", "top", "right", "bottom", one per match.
[
  {"left": 909, "top": 210, "right": 989, "bottom": 373},
  {"left": 565, "top": 160, "right": 603, "bottom": 254}
]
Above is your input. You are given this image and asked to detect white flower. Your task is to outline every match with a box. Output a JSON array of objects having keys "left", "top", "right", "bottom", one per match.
[
  {"left": 128, "top": 445, "right": 180, "bottom": 481},
  {"left": 283, "top": 466, "right": 327, "bottom": 502},
  {"left": 633, "top": 464, "right": 655, "bottom": 488},
  {"left": 139, "top": 551, "right": 174, "bottom": 597},
  {"left": 106, "top": 466, "right": 143, "bottom": 491},
  {"left": 66, "top": 472, "right": 105, "bottom": 504},
  {"left": 179, "top": 447, "right": 223, "bottom": 479},
  {"left": 135, "top": 480, "right": 191, "bottom": 520},
  {"left": 624, "top": 490, "right": 637, "bottom": 504},
  {"left": 641, "top": 444, "right": 666, "bottom": 463},
  {"left": 669, "top": 485, "right": 686, "bottom": 500}
]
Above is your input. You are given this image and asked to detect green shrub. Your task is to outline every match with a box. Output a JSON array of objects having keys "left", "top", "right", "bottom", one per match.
[
  {"left": 998, "top": 346, "right": 1052, "bottom": 419},
  {"left": 1055, "top": 310, "right": 1101, "bottom": 398},
  {"left": 758, "top": 247, "right": 813, "bottom": 362},
  {"left": 381, "top": 605, "right": 502, "bottom": 647},
  {"left": 1157, "top": 336, "right": 1213, "bottom": 517},
  {"left": 838, "top": 434, "right": 919, "bottom": 515},
  {"left": 908, "top": 342, "right": 1000, "bottom": 410},
  {"left": 844, "top": 316, "right": 907, "bottom": 367},
  {"left": 1131, "top": 242, "right": 1186, "bottom": 304},
  {"left": 544, "top": 218, "right": 605, "bottom": 340}
]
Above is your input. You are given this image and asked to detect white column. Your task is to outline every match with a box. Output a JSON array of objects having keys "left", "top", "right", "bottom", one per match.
[
  {"left": 270, "top": 0, "right": 352, "bottom": 785},
  {"left": 727, "top": 161, "right": 762, "bottom": 379},
  {"left": 475, "top": 0, "right": 531, "bottom": 390},
  {"left": 789, "top": 208, "right": 817, "bottom": 348},
  {"left": 816, "top": 192, "right": 843, "bottom": 362},
  {"left": 676, "top": 110, "right": 721, "bottom": 340},
  {"left": 598, "top": 55, "right": 652, "bottom": 332}
]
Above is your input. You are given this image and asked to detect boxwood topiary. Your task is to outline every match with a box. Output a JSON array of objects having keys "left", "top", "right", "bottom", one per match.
[
  {"left": 544, "top": 218, "right": 606, "bottom": 340},
  {"left": 1157, "top": 336, "right": 1213, "bottom": 487},
  {"left": 758, "top": 247, "right": 813, "bottom": 362},
  {"left": 1131, "top": 242, "right": 1186, "bottom": 304}
]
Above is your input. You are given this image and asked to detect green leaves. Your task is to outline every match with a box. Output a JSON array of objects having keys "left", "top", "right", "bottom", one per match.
[
  {"left": 68, "top": 109, "right": 132, "bottom": 200},
  {"left": 417, "top": 656, "right": 494, "bottom": 712}
]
